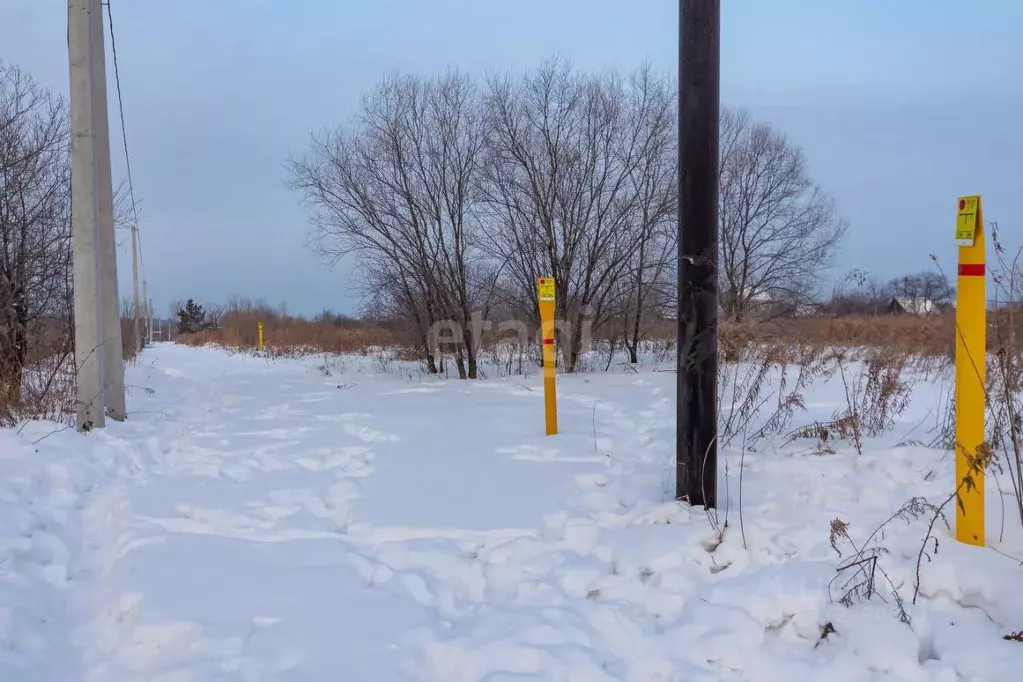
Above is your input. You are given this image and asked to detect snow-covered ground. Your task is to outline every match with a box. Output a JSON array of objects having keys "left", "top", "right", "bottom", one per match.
[{"left": 1, "top": 343, "right": 1021, "bottom": 681}]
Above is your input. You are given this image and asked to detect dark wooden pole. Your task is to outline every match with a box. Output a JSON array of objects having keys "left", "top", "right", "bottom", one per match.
[{"left": 676, "top": 0, "right": 720, "bottom": 508}]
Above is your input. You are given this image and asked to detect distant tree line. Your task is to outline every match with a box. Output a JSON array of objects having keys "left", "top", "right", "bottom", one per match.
[
  {"left": 822, "top": 270, "right": 955, "bottom": 317},
  {"left": 286, "top": 58, "right": 847, "bottom": 377}
]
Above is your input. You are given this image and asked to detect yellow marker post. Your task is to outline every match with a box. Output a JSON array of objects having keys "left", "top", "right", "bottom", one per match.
[
  {"left": 954, "top": 194, "right": 986, "bottom": 546},
  {"left": 258, "top": 321, "right": 264, "bottom": 352},
  {"left": 538, "top": 277, "right": 558, "bottom": 435}
]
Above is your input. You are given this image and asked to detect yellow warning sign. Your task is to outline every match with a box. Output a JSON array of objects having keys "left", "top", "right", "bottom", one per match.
[
  {"left": 956, "top": 195, "right": 980, "bottom": 246},
  {"left": 537, "top": 277, "right": 555, "bottom": 300}
]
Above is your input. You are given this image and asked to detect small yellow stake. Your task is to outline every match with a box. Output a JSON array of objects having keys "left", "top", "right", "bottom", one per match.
[
  {"left": 954, "top": 194, "right": 986, "bottom": 546},
  {"left": 537, "top": 277, "right": 558, "bottom": 435},
  {"left": 258, "top": 321, "right": 264, "bottom": 352}
]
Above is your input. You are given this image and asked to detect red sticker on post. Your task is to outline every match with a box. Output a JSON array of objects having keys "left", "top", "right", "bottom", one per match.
[{"left": 958, "top": 263, "right": 985, "bottom": 277}]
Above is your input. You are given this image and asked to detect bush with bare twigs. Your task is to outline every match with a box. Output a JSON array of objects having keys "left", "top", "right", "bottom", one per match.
[
  {"left": 2, "top": 61, "right": 146, "bottom": 426},
  {"left": 1, "top": 60, "right": 75, "bottom": 425}
]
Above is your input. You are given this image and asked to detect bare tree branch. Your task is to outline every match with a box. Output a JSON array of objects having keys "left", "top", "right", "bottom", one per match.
[{"left": 718, "top": 107, "right": 846, "bottom": 321}]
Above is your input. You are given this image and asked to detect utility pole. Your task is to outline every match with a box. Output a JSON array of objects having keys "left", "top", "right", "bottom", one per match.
[
  {"left": 143, "top": 280, "right": 152, "bottom": 345},
  {"left": 69, "top": 0, "right": 105, "bottom": 430},
  {"left": 131, "top": 224, "right": 141, "bottom": 352},
  {"left": 676, "top": 0, "right": 720, "bottom": 508},
  {"left": 91, "top": 0, "right": 126, "bottom": 421}
]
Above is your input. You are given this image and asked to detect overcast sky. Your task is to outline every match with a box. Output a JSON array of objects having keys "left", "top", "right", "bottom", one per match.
[{"left": 3, "top": 0, "right": 1021, "bottom": 317}]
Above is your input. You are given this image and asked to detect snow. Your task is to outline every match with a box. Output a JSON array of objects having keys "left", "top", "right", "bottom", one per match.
[{"left": 1, "top": 343, "right": 1022, "bottom": 681}]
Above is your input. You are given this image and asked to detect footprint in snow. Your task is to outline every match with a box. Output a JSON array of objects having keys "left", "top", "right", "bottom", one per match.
[{"left": 343, "top": 424, "right": 399, "bottom": 443}]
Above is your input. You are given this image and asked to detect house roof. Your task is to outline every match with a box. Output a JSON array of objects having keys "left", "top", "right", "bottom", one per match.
[{"left": 893, "top": 297, "right": 935, "bottom": 315}]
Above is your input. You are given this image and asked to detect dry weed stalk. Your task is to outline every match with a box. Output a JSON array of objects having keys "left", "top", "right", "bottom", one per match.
[
  {"left": 717, "top": 324, "right": 834, "bottom": 448},
  {"left": 782, "top": 348, "right": 914, "bottom": 455},
  {"left": 833, "top": 349, "right": 915, "bottom": 455},
  {"left": 910, "top": 440, "right": 994, "bottom": 604},
  {"left": 828, "top": 515, "right": 911, "bottom": 625},
  {"left": 928, "top": 228, "right": 1023, "bottom": 536},
  {"left": 827, "top": 495, "right": 946, "bottom": 625},
  {"left": 980, "top": 224, "right": 1023, "bottom": 531}
]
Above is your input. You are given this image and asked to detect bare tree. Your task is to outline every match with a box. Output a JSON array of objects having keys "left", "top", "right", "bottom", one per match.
[
  {"left": 360, "top": 258, "right": 441, "bottom": 373},
  {"left": 288, "top": 71, "right": 493, "bottom": 378},
  {"left": 718, "top": 107, "right": 846, "bottom": 321},
  {"left": 819, "top": 270, "right": 894, "bottom": 316},
  {"left": 889, "top": 270, "right": 950, "bottom": 304},
  {"left": 288, "top": 63, "right": 851, "bottom": 371},
  {"left": 0, "top": 61, "right": 72, "bottom": 413},
  {"left": 619, "top": 67, "right": 676, "bottom": 364},
  {"left": 480, "top": 60, "right": 663, "bottom": 372}
]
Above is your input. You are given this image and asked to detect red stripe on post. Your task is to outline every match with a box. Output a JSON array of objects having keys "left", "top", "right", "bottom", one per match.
[
  {"left": 958, "top": 263, "right": 985, "bottom": 277},
  {"left": 543, "top": 338, "right": 554, "bottom": 345}
]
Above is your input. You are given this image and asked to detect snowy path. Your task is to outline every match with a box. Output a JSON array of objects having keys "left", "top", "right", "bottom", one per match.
[
  {"left": 68, "top": 345, "right": 677, "bottom": 681},
  {"left": 3, "top": 344, "right": 1023, "bottom": 681}
]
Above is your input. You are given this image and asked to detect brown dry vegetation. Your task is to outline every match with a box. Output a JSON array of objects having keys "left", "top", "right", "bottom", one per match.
[
  {"left": 0, "top": 314, "right": 142, "bottom": 426},
  {"left": 175, "top": 311, "right": 997, "bottom": 361},
  {"left": 179, "top": 305, "right": 400, "bottom": 358}
]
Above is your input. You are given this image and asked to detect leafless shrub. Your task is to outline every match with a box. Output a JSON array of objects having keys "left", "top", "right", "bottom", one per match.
[
  {"left": 834, "top": 349, "right": 915, "bottom": 455},
  {"left": 827, "top": 501, "right": 938, "bottom": 626},
  {"left": 0, "top": 60, "right": 76, "bottom": 424}
]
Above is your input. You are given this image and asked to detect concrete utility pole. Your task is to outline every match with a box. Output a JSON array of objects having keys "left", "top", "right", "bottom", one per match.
[
  {"left": 676, "top": 0, "right": 721, "bottom": 508},
  {"left": 69, "top": 0, "right": 124, "bottom": 430},
  {"left": 91, "top": 0, "right": 126, "bottom": 421},
  {"left": 69, "top": 0, "right": 105, "bottom": 429},
  {"left": 131, "top": 224, "right": 141, "bottom": 352},
  {"left": 143, "top": 280, "right": 152, "bottom": 346}
]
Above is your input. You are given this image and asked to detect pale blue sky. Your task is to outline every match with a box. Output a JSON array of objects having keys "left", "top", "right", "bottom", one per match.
[{"left": 3, "top": 1, "right": 1021, "bottom": 316}]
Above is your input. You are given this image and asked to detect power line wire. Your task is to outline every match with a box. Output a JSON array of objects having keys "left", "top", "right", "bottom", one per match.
[
  {"left": 104, "top": 0, "right": 141, "bottom": 232},
  {"left": 104, "top": 0, "right": 151, "bottom": 338}
]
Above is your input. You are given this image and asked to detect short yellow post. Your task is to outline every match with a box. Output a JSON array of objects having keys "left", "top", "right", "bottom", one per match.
[
  {"left": 954, "top": 194, "right": 986, "bottom": 546},
  {"left": 537, "top": 277, "right": 558, "bottom": 435},
  {"left": 258, "top": 321, "right": 264, "bottom": 352}
]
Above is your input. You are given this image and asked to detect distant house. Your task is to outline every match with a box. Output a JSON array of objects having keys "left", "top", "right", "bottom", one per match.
[
  {"left": 790, "top": 302, "right": 820, "bottom": 318},
  {"left": 887, "top": 297, "right": 938, "bottom": 316}
]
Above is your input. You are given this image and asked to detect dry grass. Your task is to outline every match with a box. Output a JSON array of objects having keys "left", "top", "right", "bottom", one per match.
[
  {"left": 731, "top": 316, "right": 957, "bottom": 357},
  {"left": 173, "top": 309, "right": 995, "bottom": 365},
  {"left": 179, "top": 309, "right": 966, "bottom": 356},
  {"left": 1, "top": 315, "right": 144, "bottom": 426},
  {"left": 178, "top": 307, "right": 403, "bottom": 358},
  {"left": 615, "top": 314, "right": 967, "bottom": 365}
]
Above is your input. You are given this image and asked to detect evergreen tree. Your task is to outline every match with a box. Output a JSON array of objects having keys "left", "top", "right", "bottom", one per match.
[{"left": 175, "top": 299, "right": 208, "bottom": 334}]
